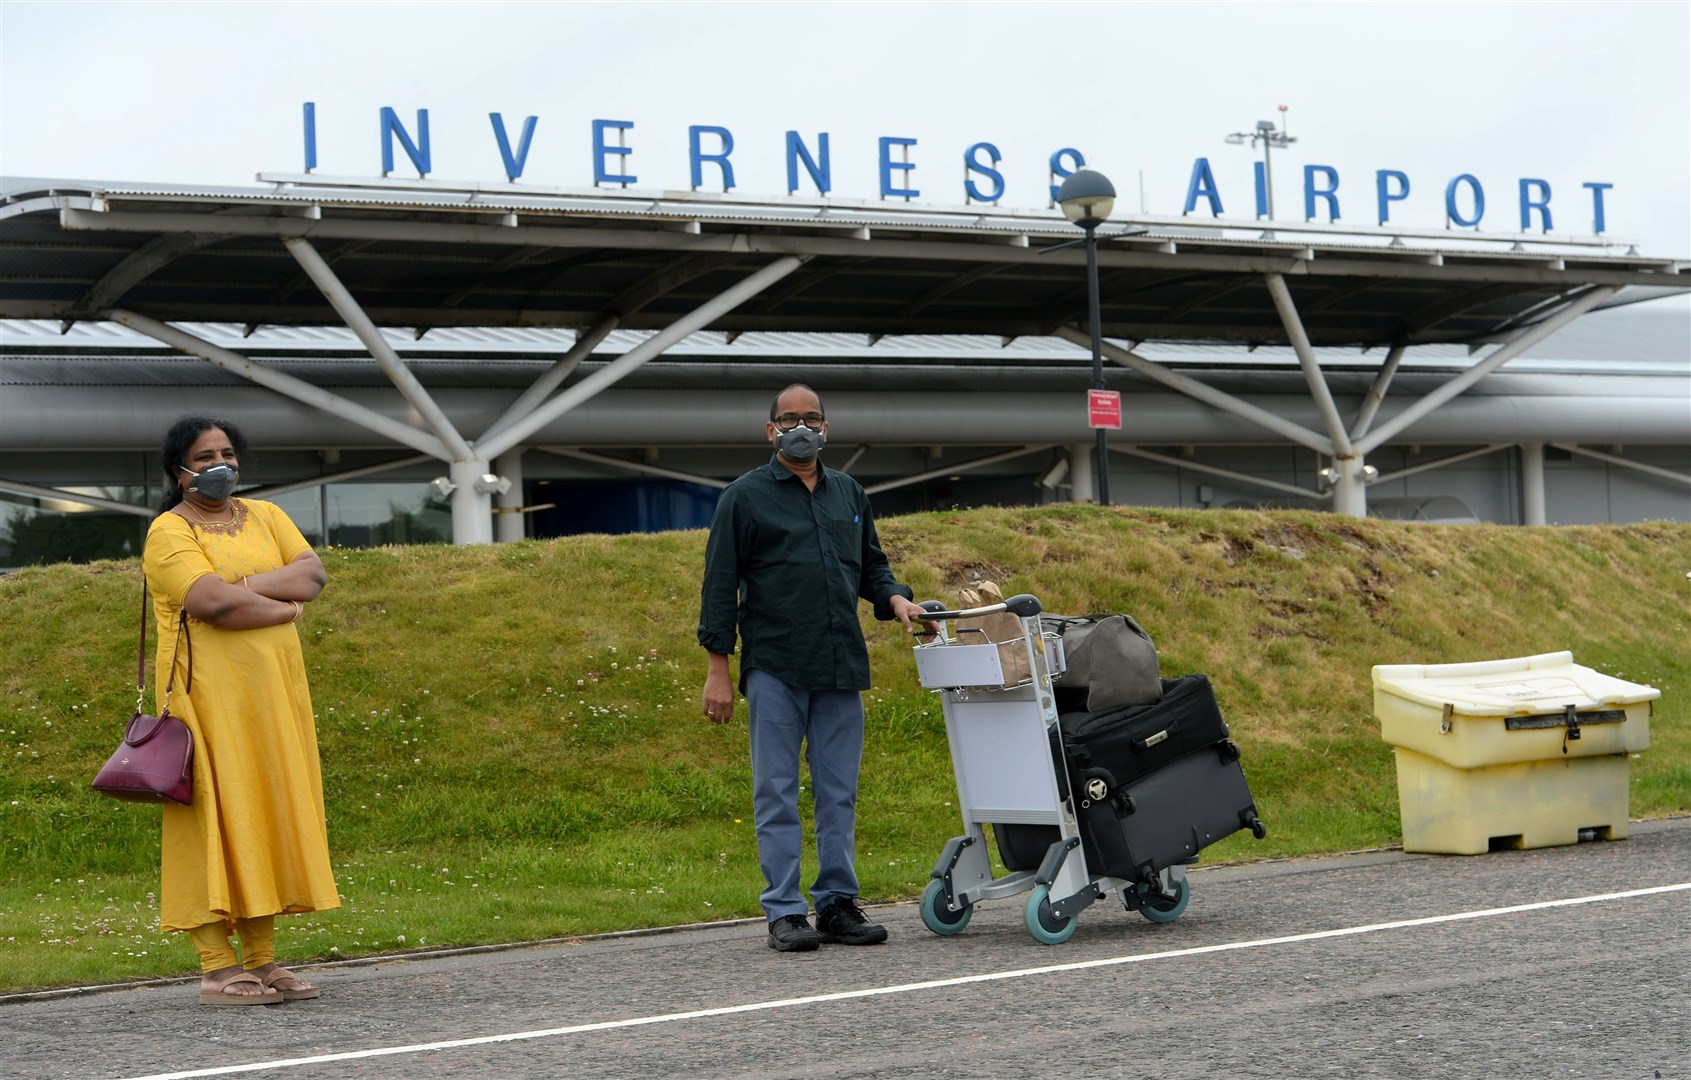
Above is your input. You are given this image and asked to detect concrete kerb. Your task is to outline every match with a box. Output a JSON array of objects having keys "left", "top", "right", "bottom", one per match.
[
  {"left": 0, "top": 912, "right": 768, "bottom": 1008},
  {"left": 4, "top": 814, "right": 1685, "bottom": 1008}
]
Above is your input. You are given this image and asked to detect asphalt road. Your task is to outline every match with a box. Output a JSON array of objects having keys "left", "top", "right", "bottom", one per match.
[{"left": 5, "top": 818, "right": 1688, "bottom": 1080}]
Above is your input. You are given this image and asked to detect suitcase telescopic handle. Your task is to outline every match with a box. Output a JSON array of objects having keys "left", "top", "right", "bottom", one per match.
[{"left": 913, "top": 594, "right": 1043, "bottom": 621}]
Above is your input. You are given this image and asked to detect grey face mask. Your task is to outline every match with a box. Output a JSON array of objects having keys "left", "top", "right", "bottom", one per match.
[
  {"left": 775, "top": 422, "right": 825, "bottom": 463},
  {"left": 179, "top": 462, "right": 240, "bottom": 501}
]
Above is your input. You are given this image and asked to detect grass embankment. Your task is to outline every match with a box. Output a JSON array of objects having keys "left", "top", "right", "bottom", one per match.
[{"left": 2, "top": 506, "right": 1687, "bottom": 993}]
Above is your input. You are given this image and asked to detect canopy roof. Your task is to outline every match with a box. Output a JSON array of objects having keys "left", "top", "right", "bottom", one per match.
[{"left": 3, "top": 177, "right": 1684, "bottom": 347}]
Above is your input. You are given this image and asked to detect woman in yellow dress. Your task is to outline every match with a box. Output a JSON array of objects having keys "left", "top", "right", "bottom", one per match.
[{"left": 142, "top": 416, "right": 339, "bottom": 1006}]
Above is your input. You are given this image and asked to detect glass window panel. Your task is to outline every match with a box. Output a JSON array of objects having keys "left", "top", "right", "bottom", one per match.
[
  {"left": 325, "top": 483, "right": 450, "bottom": 548},
  {"left": 264, "top": 489, "right": 325, "bottom": 547},
  {"left": 0, "top": 491, "right": 149, "bottom": 568}
]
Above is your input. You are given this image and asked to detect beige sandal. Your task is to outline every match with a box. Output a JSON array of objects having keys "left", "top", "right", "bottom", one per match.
[
  {"left": 198, "top": 968, "right": 282, "bottom": 1006},
  {"left": 255, "top": 964, "right": 321, "bottom": 1001}
]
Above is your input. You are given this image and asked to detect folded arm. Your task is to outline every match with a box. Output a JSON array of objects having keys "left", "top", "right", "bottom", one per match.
[
  {"left": 183, "top": 573, "right": 303, "bottom": 630},
  {"left": 243, "top": 551, "right": 326, "bottom": 602}
]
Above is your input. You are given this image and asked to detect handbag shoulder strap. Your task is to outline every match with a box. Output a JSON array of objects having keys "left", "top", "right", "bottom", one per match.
[
  {"left": 138, "top": 581, "right": 193, "bottom": 705},
  {"left": 175, "top": 611, "right": 192, "bottom": 695},
  {"left": 136, "top": 582, "right": 148, "bottom": 693}
]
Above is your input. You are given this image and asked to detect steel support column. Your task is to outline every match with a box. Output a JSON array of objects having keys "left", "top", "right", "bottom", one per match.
[
  {"left": 1264, "top": 274, "right": 1357, "bottom": 460},
  {"left": 478, "top": 257, "right": 806, "bottom": 462},
  {"left": 483, "top": 257, "right": 729, "bottom": 444},
  {"left": 1351, "top": 343, "right": 1408, "bottom": 441},
  {"left": 1356, "top": 286, "right": 1620, "bottom": 454},
  {"left": 535, "top": 447, "right": 730, "bottom": 490},
  {"left": 1331, "top": 456, "right": 1369, "bottom": 517},
  {"left": 107, "top": 309, "right": 451, "bottom": 459},
  {"left": 494, "top": 449, "right": 526, "bottom": 543},
  {"left": 1109, "top": 445, "right": 1322, "bottom": 501},
  {"left": 1264, "top": 273, "right": 1366, "bottom": 516},
  {"left": 449, "top": 459, "right": 494, "bottom": 545},
  {"left": 0, "top": 479, "right": 154, "bottom": 518},
  {"left": 1371, "top": 444, "right": 1512, "bottom": 485},
  {"left": 863, "top": 445, "right": 1057, "bottom": 496},
  {"left": 1521, "top": 442, "right": 1546, "bottom": 526},
  {"left": 1551, "top": 444, "right": 1691, "bottom": 486},
  {"left": 75, "top": 233, "right": 220, "bottom": 315},
  {"left": 1054, "top": 326, "right": 1335, "bottom": 455},
  {"left": 244, "top": 454, "right": 434, "bottom": 498},
  {"left": 283, "top": 237, "right": 476, "bottom": 463},
  {"left": 1068, "top": 442, "right": 1095, "bottom": 502},
  {"left": 481, "top": 315, "right": 617, "bottom": 443},
  {"left": 838, "top": 446, "right": 869, "bottom": 475}
]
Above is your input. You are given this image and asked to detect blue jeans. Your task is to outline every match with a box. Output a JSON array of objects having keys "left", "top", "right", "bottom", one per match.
[{"left": 744, "top": 668, "right": 865, "bottom": 922}]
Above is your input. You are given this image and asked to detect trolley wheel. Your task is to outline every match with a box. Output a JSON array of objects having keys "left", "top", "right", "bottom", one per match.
[
  {"left": 1139, "top": 875, "right": 1190, "bottom": 924},
  {"left": 1023, "top": 884, "right": 1078, "bottom": 945},
  {"left": 919, "top": 879, "right": 973, "bottom": 936}
]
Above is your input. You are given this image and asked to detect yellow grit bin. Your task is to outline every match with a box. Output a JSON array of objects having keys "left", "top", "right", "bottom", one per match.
[{"left": 1372, "top": 651, "right": 1656, "bottom": 855}]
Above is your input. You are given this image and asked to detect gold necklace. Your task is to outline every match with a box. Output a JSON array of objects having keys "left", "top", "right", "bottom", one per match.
[{"left": 181, "top": 499, "right": 234, "bottom": 525}]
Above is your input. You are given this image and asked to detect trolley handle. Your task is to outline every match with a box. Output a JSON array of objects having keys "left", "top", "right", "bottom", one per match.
[{"left": 914, "top": 594, "right": 1043, "bottom": 622}]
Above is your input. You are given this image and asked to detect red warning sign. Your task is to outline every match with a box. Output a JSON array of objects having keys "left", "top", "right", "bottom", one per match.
[{"left": 1087, "top": 389, "right": 1121, "bottom": 430}]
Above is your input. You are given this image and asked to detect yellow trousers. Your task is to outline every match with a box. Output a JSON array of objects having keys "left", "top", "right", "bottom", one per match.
[{"left": 186, "top": 916, "right": 276, "bottom": 973}]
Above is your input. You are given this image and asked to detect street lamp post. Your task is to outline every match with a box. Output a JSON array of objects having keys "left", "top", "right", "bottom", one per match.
[
  {"left": 1056, "top": 168, "right": 1116, "bottom": 506},
  {"left": 1225, "top": 105, "right": 1295, "bottom": 220}
]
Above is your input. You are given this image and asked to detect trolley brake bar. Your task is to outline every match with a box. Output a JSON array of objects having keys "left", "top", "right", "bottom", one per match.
[
  {"left": 1035, "top": 836, "right": 1105, "bottom": 921},
  {"left": 928, "top": 834, "right": 975, "bottom": 910}
]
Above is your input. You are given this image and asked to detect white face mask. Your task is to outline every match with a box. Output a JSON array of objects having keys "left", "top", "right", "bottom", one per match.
[
  {"left": 179, "top": 462, "right": 239, "bottom": 500},
  {"left": 775, "top": 422, "right": 825, "bottom": 462}
]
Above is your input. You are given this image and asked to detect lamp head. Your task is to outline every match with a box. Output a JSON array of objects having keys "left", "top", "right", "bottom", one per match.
[
  {"left": 1056, "top": 169, "right": 1116, "bottom": 229},
  {"left": 473, "top": 473, "right": 512, "bottom": 496}
]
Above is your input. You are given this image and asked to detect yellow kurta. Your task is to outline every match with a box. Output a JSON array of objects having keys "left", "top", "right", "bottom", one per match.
[{"left": 142, "top": 499, "right": 340, "bottom": 932}]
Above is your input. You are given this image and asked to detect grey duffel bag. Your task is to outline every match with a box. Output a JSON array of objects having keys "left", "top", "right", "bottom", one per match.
[{"left": 1043, "top": 613, "right": 1162, "bottom": 713}]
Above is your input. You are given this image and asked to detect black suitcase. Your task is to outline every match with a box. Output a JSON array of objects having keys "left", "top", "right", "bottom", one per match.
[
  {"left": 1074, "top": 742, "right": 1265, "bottom": 885},
  {"left": 992, "top": 675, "right": 1265, "bottom": 877},
  {"left": 994, "top": 744, "right": 1264, "bottom": 878}
]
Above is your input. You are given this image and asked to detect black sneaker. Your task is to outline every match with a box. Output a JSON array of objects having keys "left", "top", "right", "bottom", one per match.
[
  {"left": 815, "top": 899, "right": 888, "bottom": 946},
  {"left": 767, "top": 914, "right": 822, "bottom": 952}
]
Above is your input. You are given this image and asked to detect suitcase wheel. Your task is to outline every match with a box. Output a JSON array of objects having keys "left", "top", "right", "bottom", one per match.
[
  {"left": 1139, "top": 876, "right": 1190, "bottom": 924},
  {"left": 1244, "top": 811, "right": 1267, "bottom": 840},
  {"left": 920, "top": 878, "right": 973, "bottom": 936},
  {"left": 1023, "top": 884, "right": 1078, "bottom": 945}
]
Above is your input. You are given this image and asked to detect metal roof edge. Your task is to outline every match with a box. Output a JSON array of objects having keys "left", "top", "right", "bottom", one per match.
[{"left": 6, "top": 175, "right": 1686, "bottom": 262}]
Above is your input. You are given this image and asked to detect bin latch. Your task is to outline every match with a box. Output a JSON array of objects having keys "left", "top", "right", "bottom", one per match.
[
  {"left": 1439, "top": 703, "right": 1454, "bottom": 735},
  {"left": 1563, "top": 703, "right": 1581, "bottom": 753}
]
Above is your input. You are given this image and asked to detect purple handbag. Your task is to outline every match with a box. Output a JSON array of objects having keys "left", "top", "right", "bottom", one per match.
[{"left": 92, "top": 586, "right": 194, "bottom": 806}]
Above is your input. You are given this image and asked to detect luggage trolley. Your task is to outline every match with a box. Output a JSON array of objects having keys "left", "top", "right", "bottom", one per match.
[{"left": 911, "top": 593, "right": 1193, "bottom": 945}]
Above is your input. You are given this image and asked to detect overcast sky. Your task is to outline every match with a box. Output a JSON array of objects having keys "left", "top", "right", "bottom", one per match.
[{"left": 2, "top": 0, "right": 1688, "bottom": 257}]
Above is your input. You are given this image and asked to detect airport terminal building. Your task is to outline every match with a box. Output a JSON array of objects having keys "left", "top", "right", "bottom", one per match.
[{"left": 1, "top": 172, "right": 1686, "bottom": 566}]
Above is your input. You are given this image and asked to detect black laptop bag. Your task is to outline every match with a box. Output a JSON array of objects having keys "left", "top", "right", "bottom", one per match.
[{"left": 1057, "top": 674, "right": 1230, "bottom": 788}]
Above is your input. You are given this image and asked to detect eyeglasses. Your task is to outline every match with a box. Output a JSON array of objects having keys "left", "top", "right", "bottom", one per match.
[{"left": 773, "top": 412, "right": 824, "bottom": 430}]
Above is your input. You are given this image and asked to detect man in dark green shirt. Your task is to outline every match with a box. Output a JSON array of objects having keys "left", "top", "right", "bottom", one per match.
[{"left": 699, "top": 384, "right": 931, "bottom": 952}]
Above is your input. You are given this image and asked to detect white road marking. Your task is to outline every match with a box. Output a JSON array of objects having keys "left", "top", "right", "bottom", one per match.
[{"left": 122, "top": 881, "right": 1691, "bottom": 1080}]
